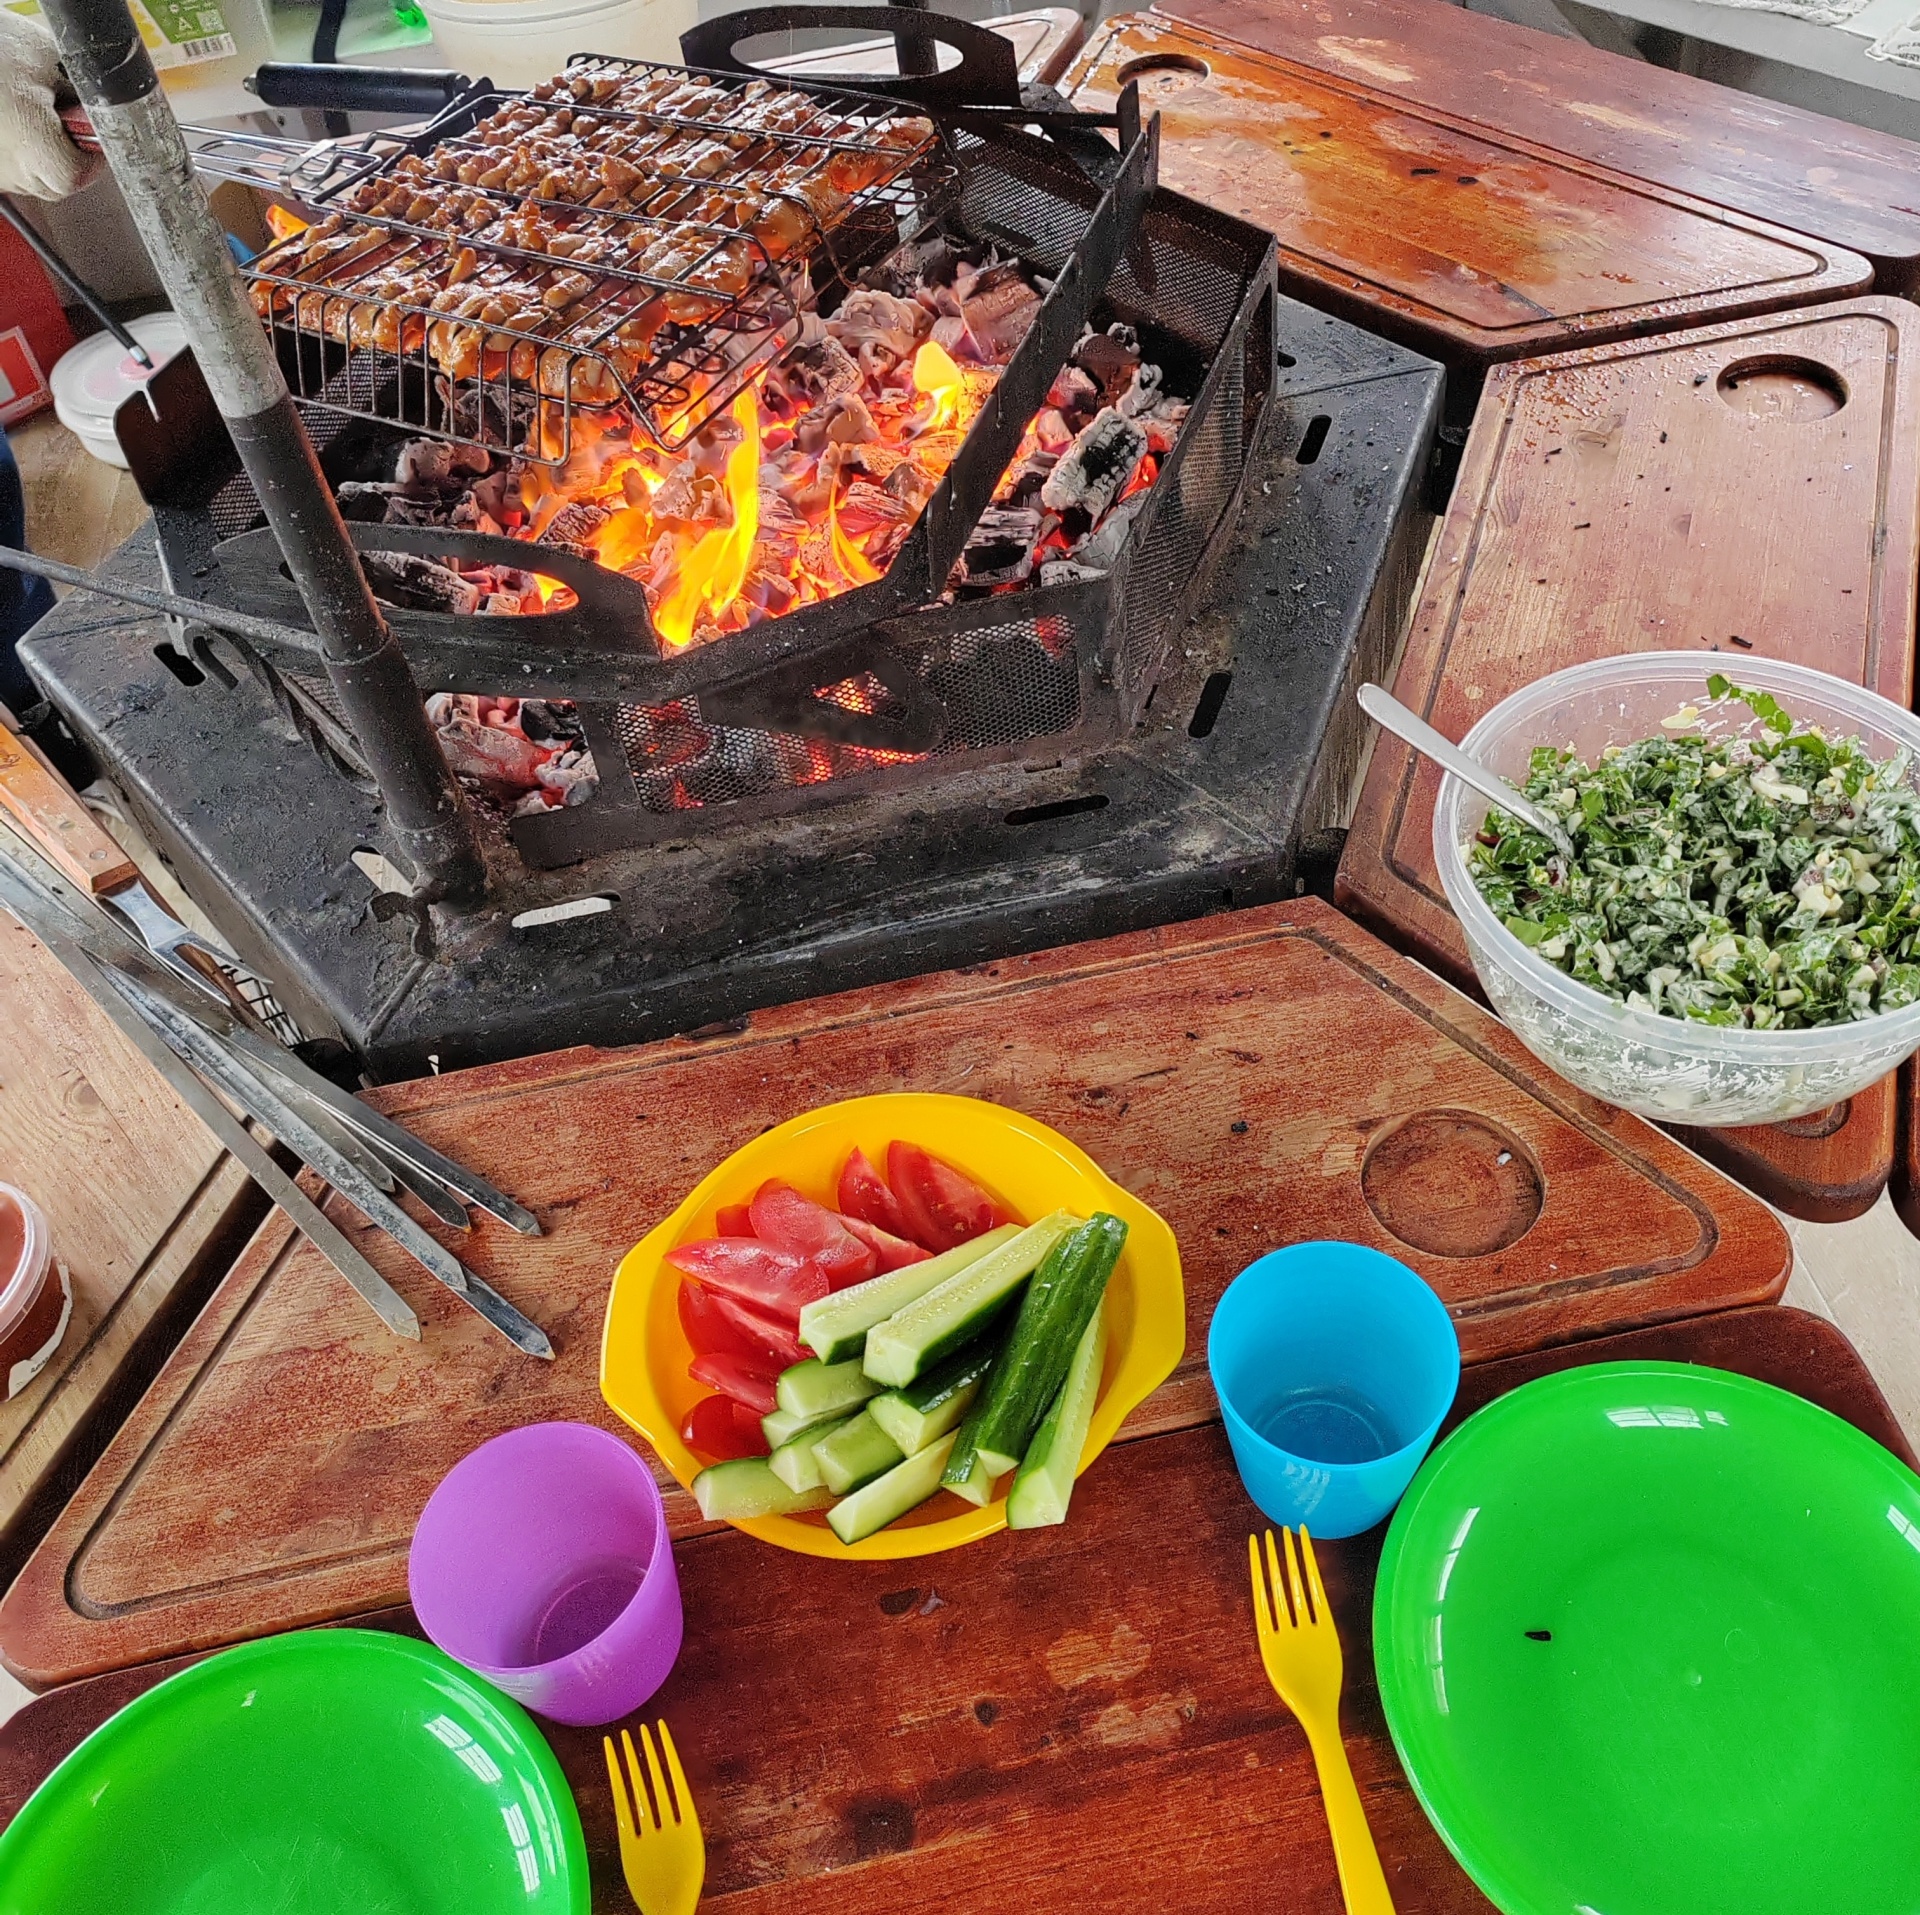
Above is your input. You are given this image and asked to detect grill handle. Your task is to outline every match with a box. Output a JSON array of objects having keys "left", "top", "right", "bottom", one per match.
[
  {"left": 678, "top": 4, "right": 1021, "bottom": 106},
  {"left": 247, "top": 63, "right": 476, "bottom": 115}
]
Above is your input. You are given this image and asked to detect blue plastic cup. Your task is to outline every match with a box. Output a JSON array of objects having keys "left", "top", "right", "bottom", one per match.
[{"left": 1208, "top": 1241, "right": 1460, "bottom": 1538}]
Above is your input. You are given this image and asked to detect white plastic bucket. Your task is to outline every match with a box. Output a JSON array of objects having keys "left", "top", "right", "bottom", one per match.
[{"left": 417, "top": 0, "right": 698, "bottom": 88}]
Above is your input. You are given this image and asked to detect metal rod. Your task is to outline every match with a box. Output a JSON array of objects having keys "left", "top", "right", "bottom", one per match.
[
  {"left": 0, "top": 843, "right": 420, "bottom": 1339},
  {"left": 0, "top": 197, "right": 152, "bottom": 366},
  {"left": 0, "top": 542, "right": 324, "bottom": 655},
  {"left": 32, "top": 0, "right": 485, "bottom": 905}
]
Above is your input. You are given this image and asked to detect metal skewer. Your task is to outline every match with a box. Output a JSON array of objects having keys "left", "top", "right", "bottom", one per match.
[{"left": 0, "top": 197, "right": 153, "bottom": 368}]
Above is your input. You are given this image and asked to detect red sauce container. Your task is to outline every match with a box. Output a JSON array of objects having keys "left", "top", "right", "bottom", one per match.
[{"left": 0, "top": 1184, "right": 71, "bottom": 1398}]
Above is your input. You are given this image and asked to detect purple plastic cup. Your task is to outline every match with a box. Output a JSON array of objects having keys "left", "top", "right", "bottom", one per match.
[{"left": 408, "top": 1422, "right": 682, "bottom": 1727}]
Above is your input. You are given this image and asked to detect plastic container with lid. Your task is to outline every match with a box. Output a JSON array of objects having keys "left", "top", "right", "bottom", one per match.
[
  {"left": 50, "top": 313, "right": 188, "bottom": 469},
  {"left": 0, "top": 1185, "right": 72, "bottom": 1401}
]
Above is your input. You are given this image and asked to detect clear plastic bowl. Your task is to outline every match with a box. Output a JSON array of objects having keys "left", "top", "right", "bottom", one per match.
[{"left": 1431, "top": 652, "right": 1920, "bottom": 1126}]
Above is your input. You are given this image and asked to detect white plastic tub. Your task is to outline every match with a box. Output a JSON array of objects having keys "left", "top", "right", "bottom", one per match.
[
  {"left": 1432, "top": 652, "right": 1920, "bottom": 1126},
  {"left": 417, "top": 0, "right": 697, "bottom": 88}
]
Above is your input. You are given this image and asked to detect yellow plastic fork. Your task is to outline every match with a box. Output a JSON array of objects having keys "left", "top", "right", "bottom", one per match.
[
  {"left": 1249, "top": 1527, "right": 1396, "bottom": 1914},
  {"left": 602, "top": 1720, "right": 705, "bottom": 1915}
]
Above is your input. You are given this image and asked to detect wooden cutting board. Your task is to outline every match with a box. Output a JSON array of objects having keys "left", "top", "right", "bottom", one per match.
[
  {"left": 0, "top": 914, "right": 257, "bottom": 1556},
  {"left": 1337, "top": 297, "right": 1920, "bottom": 1221},
  {"left": 0, "top": 900, "right": 1790, "bottom": 1688},
  {"left": 0, "top": 1307, "right": 1895, "bottom": 1914},
  {"left": 1062, "top": 14, "right": 1870, "bottom": 379},
  {"left": 1153, "top": 0, "right": 1920, "bottom": 295}
]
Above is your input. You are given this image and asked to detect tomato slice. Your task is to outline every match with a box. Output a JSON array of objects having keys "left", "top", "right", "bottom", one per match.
[
  {"left": 714, "top": 1202, "right": 754, "bottom": 1237},
  {"left": 748, "top": 1180, "right": 877, "bottom": 1287},
  {"left": 664, "top": 1237, "right": 829, "bottom": 1322},
  {"left": 838, "top": 1146, "right": 916, "bottom": 1242},
  {"left": 678, "top": 1276, "right": 764, "bottom": 1360},
  {"left": 702, "top": 1284, "right": 806, "bottom": 1367},
  {"left": 689, "top": 1350, "right": 781, "bottom": 1416},
  {"left": 886, "top": 1141, "right": 1017, "bottom": 1252},
  {"left": 840, "top": 1214, "right": 931, "bottom": 1272},
  {"left": 681, "top": 1392, "right": 768, "bottom": 1462}
]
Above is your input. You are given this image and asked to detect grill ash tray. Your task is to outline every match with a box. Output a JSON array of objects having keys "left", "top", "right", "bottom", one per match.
[{"left": 21, "top": 301, "right": 1441, "bottom": 1077}]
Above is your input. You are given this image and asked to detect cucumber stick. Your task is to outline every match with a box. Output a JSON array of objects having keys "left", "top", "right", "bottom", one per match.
[
  {"left": 868, "top": 1341, "right": 996, "bottom": 1455},
  {"left": 769, "top": 1412, "right": 857, "bottom": 1492},
  {"left": 799, "top": 1223, "right": 1022, "bottom": 1363},
  {"left": 813, "top": 1408, "right": 905, "bottom": 1494},
  {"left": 694, "top": 1457, "right": 833, "bottom": 1521},
  {"left": 969, "top": 1213, "right": 1127, "bottom": 1477},
  {"left": 775, "top": 1357, "right": 880, "bottom": 1421},
  {"left": 1006, "top": 1303, "right": 1107, "bottom": 1529},
  {"left": 863, "top": 1212, "right": 1078, "bottom": 1389},
  {"left": 762, "top": 1404, "right": 842, "bottom": 1449},
  {"left": 827, "top": 1433, "right": 958, "bottom": 1544}
]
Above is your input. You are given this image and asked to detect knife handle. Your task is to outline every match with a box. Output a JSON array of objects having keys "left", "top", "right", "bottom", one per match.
[{"left": 0, "top": 718, "right": 138, "bottom": 895}]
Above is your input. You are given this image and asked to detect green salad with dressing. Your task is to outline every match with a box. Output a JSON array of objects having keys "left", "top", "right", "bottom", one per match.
[{"left": 1466, "top": 676, "right": 1920, "bottom": 1029}]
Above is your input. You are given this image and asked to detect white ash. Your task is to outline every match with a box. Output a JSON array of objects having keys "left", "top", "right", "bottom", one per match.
[{"left": 1040, "top": 408, "right": 1150, "bottom": 519}]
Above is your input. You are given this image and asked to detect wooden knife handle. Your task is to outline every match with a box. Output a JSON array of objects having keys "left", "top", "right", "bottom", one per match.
[{"left": 0, "top": 720, "right": 138, "bottom": 895}]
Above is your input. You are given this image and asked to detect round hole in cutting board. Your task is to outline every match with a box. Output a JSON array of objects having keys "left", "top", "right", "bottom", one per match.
[
  {"left": 1774, "top": 1098, "right": 1852, "bottom": 1140},
  {"left": 1715, "top": 356, "right": 1847, "bottom": 422},
  {"left": 1360, "top": 1109, "right": 1544, "bottom": 1258},
  {"left": 1116, "top": 53, "right": 1213, "bottom": 100}
]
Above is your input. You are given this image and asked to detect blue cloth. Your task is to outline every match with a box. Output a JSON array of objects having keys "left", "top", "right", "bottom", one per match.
[{"left": 1, "top": 421, "right": 57, "bottom": 711}]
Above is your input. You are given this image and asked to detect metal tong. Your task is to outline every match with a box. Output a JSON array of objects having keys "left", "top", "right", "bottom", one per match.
[{"left": 0, "top": 820, "right": 553, "bottom": 1358}]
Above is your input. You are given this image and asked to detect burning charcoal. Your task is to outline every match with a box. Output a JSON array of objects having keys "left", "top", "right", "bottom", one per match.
[
  {"left": 825, "top": 289, "right": 927, "bottom": 377},
  {"left": 768, "top": 328, "right": 862, "bottom": 408},
  {"left": 1046, "top": 364, "right": 1099, "bottom": 416},
  {"left": 960, "top": 272, "right": 1041, "bottom": 362},
  {"left": 958, "top": 505, "right": 1042, "bottom": 589},
  {"left": 1072, "top": 331, "right": 1141, "bottom": 407},
  {"left": 545, "top": 500, "right": 612, "bottom": 548},
  {"left": 1041, "top": 408, "right": 1150, "bottom": 521},
  {"left": 1142, "top": 403, "right": 1187, "bottom": 456},
  {"left": 518, "top": 699, "right": 584, "bottom": 747},
  {"left": 535, "top": 745, "right": 599, "bottom": 805},
  {"left": 337, "top": 481, "right": 400, "bottom": 522},
  {"left": 652, "top": 464, "right": 702, "bottom": 523},
  {"left": 435, "top": 711, "right": 546, "bottom": 793},
  {"left": 1073, "top": 494, "right": 1149, "bottom": 572},
  {"left": 1107, "top": 321, "right": 1140, "bottom": 352},
  {"left": 1117, "top": 363, "right": 1165, "bottom": 419},
  {"left": 1034, "top": 409, "right": 1075, "bottom": 453},
  {"left": 362, "top": 551, "right": 482, "bottom": 616},
  {"left": 882, "top": 460, "right": 936, "bottom": 516},
  {"left": 838, "top": 480, "right": 911, "bottom": 541},
  {"left": 795, "top": 392, "right": 876, "bottom": 456},
  {"left": 396, "top": 439, "right": 459, "bottom": 494},
  {"left": 470, "top": 468, "right": 524, "bottom": 528},
  {"left": 1039, "top": 557, "right": 1108, "bottom": 587},
  {"left": 930, "top": 315, "right": 967, "bottom": 355}
]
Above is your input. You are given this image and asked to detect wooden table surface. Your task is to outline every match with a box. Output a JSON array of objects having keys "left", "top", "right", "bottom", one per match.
[
  {"left": 1151, "top": 0, "right": 1920, "bottom": 294},
  {"left": 0, "top": 1305, "right": 1899, "bottom": 1913},
  {"left": 1337, "top": 296, "right": 1920, "bottom": 1222},
  {"left": 0, "top": 899, "right": 1792, "bottom": 1689},
  {"left": 0, "top": 913, "right": 257, "bottom": 1560},
  {"left": 1063, "top": 12, "right": 1870, "bottom": 384}
]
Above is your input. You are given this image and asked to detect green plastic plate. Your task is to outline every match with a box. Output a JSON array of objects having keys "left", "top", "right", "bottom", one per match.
[
  {"left": 0, "top": 1629, "right": 589, "bottom": 1915},
  {"left": 1375, "top": 1362, "right": 1920, "bottom": 1915}
]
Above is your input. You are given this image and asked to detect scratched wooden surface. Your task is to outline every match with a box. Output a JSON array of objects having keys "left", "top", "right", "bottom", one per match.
[
  {"left": 1062, "top": 13, "right": 1870, "bottom": 377},
  {"left": 1157, "top": 0, "right": 1920, "bottom": 295},
  {"left": 0, "top": 900, "right": 1792, "bottom": 1688},
  {"left": 1336, "top": 298, "right": 1920, "bottom": 1223},
  {"left": 0, "top": 1306, "right": 1895, "bottom": 1913},
  {"left": 0, "top": 914, "right": 257, "bottom": 1547}
]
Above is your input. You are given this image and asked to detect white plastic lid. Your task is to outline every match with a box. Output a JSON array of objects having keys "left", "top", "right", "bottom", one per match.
[
  {"left": 0, "top": 1183, "right": 52, "bottom": 1348},
  {"left": 50, "top": 313, "right": 189, "bottom": 465}
]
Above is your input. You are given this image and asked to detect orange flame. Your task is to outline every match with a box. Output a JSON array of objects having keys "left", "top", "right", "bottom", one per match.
[
  {"left": 264, "top": 202, "right": 310, "bottom": 243},
  {"left": 654, "top": 392, "right": 761, "bottom": 648},
  {"left": 911, "top": 340, "right": 965, "bottom": 434},
  {"left": 828, "top": 490, "right": 881, "bottom": 585}
]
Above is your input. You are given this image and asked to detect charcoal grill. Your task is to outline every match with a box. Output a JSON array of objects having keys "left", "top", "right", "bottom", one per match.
[{"left": 140, "top": 25, "right": 1281, "bottom": 868}]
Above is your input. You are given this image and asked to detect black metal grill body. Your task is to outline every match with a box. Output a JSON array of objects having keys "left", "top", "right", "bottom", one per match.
[{"left": 21, "top": 303, "right": 1442, "bottom": 1077}]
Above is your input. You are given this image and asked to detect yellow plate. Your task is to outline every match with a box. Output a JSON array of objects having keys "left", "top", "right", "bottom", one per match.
[{"left": 600, "top": 1092, "right": 1185, "bottom": 1558}]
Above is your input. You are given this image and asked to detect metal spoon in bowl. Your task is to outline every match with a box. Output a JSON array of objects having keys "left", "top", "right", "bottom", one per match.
[{"left": 1358, "top": 683, "right": 1577, "bottom": 864}]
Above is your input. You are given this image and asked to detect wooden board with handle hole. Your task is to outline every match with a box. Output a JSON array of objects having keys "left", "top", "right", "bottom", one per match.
[
  {"left": 0, "top": 1307, "right": 1896, "bottom": 1912},
  {"left": 0, "top": 898, "right": 1789, "bottom": 1688},
  {"left": 1062, "top": 12, "right": 1871, "bottom": 391},
  {"left": 1337, "top": 297, "right": 1920, "bottom": 1222}
]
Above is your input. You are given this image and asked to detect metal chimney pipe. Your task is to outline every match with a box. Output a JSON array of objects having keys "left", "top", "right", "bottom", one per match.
[{"left": 36, "top": 0, "right": 486, "bottom": 905}]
